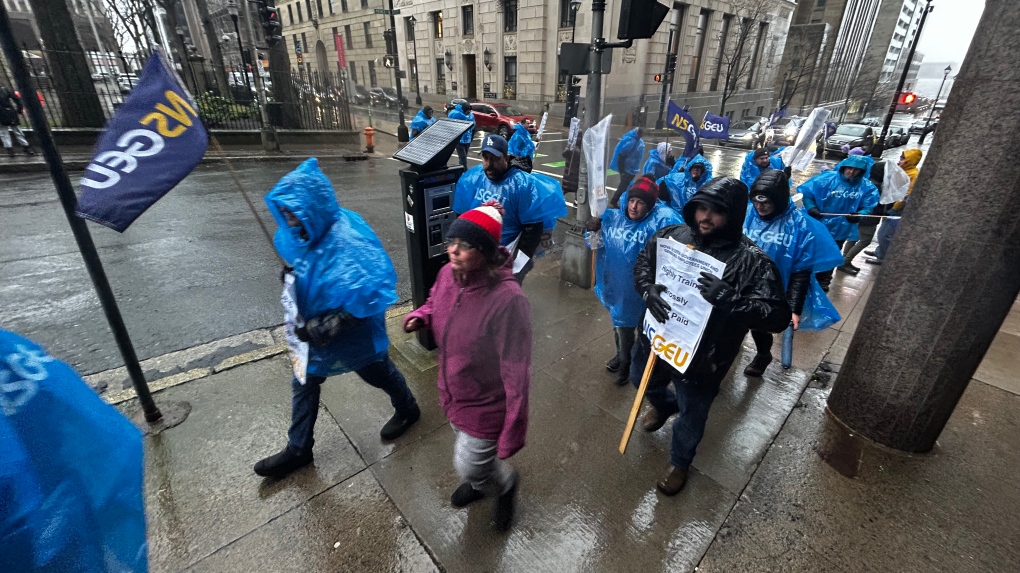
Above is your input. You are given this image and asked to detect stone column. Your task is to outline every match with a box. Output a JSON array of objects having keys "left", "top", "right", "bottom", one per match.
[{"left": 826, "top": 0, "right": 1020, "bottom": 452}]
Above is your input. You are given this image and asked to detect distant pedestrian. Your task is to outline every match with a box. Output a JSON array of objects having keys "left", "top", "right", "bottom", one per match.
[
  {"left": 507, "top": 123, "right": 535, "bottom": 173},
  {"left": 255, "top": 159, "right": 420, "bottom": 480},
  {"left": 658, "top": 155, "right": 713, "bottom": 213},
  {"left": 609, "top": 127, "right": 645, "bottom": 207},
  {"left": 867, "top": 149, "right": 922, "bottom": 265},
  {"left": 632, "top": 177, "right": 791, "bottom": 495},
  {"left": 447, "top": 99, "right": 475, "bottom": 168},
  {"left": 739, "top": 148, "right": 783, "bottom": 190},
  {"left": 408, "top": 105, "right": 435, "bottom": 140},
  {"left": 641, "top": 142, "right": 672, "bottom": 182},
  {"left": 585, "top": 176, "right": 681, "bottom": 385},
  {"left": 404, "top": 204, "right": 531, "bottom": 532},
  {"left": 837, "top": 160, "right": 886, "bottom": 275},
  {"left": 561, "top": 132, "right": 583, "bottom": 197},
  {"left": 0, "top": 85, "right": 35, "bottom": 157}
]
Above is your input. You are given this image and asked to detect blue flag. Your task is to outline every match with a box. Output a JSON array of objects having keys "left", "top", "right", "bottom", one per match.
[
  {"left": 769, "top": 106, "right": 787, "bottom": 126},
  {"left": 666, "top": 100, "right": 700, "bottom": 158},
  {"left": 699, "top": 112, "right": 730, "bottom": 139},
  {"left": 77, "top": 50, "right": 208, "bottom": 232}
]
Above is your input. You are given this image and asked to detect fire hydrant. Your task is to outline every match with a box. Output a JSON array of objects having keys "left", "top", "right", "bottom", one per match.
[{"left": 363, "top": 126, "right": 375, "bottom": 153}]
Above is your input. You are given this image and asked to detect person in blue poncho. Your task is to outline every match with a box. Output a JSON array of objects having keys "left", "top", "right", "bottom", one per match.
[
  {"left": 447, "top": 99, "right": 475, "bottom": 168},
  {"left": 508, "top": 122, "right": 536, "bottom": 173},
  {"left": 453, "top": 134, "right": 566, "bottom": 283},
  {"left": 657, "top": 154, "right": 713, "bottom": 213},
  {"left": 642, "top": 142, "right": 672, "bottom": 182},
  {"left": 256, "top": 159, "right": 420, "bottom": 479},
  {"left": 409, "top": 105, "right": 436, "bottom": 140},
  {"left": 609, "top": 127, "right": 645, "bottom": 207},
  {"left": 798, "top": 154, "right": 880, "bottom": 291},
  {"left": 585, "top": 176, "right": 682, "bottom": 385},
  {"left": 740, "top": 147, "right": 786, "bottom": 190},
  {"left": 742, "top": 170, "right": 843, "bottom": 376}
]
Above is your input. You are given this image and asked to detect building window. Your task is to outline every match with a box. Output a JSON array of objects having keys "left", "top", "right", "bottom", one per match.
[
  {"left": 436, "top": 58, "right": 446, "bottom": 94},
  {"left": 305, "top": 0, "right": 312, "bottom": 20},
  {"left": 368, "top": 60, "right": 377, "bottom": 86},
  {"left": 688, "top": 9, "right": 711, "bottom": 92},
  {"left": 341, "top": 0, "right": 348, "bottom": 12},
  {"left": 556, "top": 70, "right": 569, "bottom": 102},
  {"left": 287, "top": 4, "right": 294, "bottom": 24},
  {"left": 364, "top": 22, "right": 373, "bottom": 48},
  {"left": 345, "top": 25, "right": 353, "bottom": 49},
  {"left": 462, "top": 6, "right": 474, "bottom": 36},
  {"left": 301, "top": 33, "right": 308, "bottom": 55},
  {"left": 559, "top": 0, "right": 577, "bottom": 28},
  {"left": 725, "top": 110, "right": 734, "bottom": 119},
  {"left": 504, "top": 0, "right": 518, "bottom": 33},
  {"left": 316, "top": 0, "right": 324, "bottom": 17},
  {"left": 297, "top": 2, "right": 303, "bottom": 22},
  {"left": 745, "top": 22, "right": 767, "bottom": 89},
  {"left": 405, "top": 17, "right": 415, "bottom": 41},
  {"left": 361, "top": 0, "right": 368, "bottom": 9},
  {"left": 431, "top": 11, "right": 443, "bottom": 38},
  {"left": 710, "top": 14, "right": 732, "bottom": 92},
  {"left": 756, "top": 105, "right": 764, "bottom": 116},
  {"left": 328, "top": 0, "right": 334, "bottom": 15},
  {"left": 816, "top": 0, "right": 826, "bottom": 6},
  {"left": 741, "top": 108, "right": 750, "bottom": 117},
  {"left": 503, "top": 56, "right": 517, "bottom": 99},
  {"left": 349, "top": 61, "right": 357, "bottom": 83}
]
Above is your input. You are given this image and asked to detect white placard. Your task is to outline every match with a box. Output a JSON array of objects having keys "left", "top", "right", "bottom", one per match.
[
  {"left": 567, "top": 117, "right": 581, "bottom": 148},
  {"left": 641, "top": 238, "right": 727, "bottom": 374},
  {"left": 583, "top": 113, "right": 613, "bottom": 218},
  {"left": 281, "top": 272, "right": 309, "bottom": 385},
  {"left": 536, "top": 112, "right": 549, "bottom": 140}
]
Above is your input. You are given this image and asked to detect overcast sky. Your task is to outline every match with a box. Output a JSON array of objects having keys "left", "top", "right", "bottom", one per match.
[{"left": 915, "top": 0, "right": 985, "bottom": 63}]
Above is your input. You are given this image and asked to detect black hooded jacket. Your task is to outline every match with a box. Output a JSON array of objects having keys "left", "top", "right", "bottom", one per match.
[
  {"left": 750, "top": 170, "right": 811, "bottom": 315},
  {"left": 633, "top": 177, "right": 791, "bottom": 386}
]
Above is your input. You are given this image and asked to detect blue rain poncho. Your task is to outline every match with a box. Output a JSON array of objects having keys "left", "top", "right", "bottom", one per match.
[
  {"left": 657, "top": 154, "right": 714, "bottom": 213},
  {"left": 454, "top": 166, "right": 566, "bottom": 242},
  {"left": 447, "top": 104, "right": 475, "bottom": 144},
  {"left": 744, "top": 206, "right": 843, "bottom": 331},
  {"left": 265, "top": 158, "right": 398, "bottom": 376},
  {"left": 595, "top": 204, "right": 683, "bottom": 327},
  {"left": 508, "top": 123, "right": 535, "bottom": 159},
  {"left": 740, "top": 149, "right": 786, "bottom": 189},
  {"left": 642, "top": 147, "right": 671, "bottom": 181},
  {"left": 408, "top": 109, "right": 436, "bottom": 139},
  {"left": 1, "top": 329, "right": 147, "bottom": 573},
  {"left": 610, "top": 128, "right": 645, "bottom": 175},
  {"left": 798, "top": 155, "right": 881, "bottom": 241}
]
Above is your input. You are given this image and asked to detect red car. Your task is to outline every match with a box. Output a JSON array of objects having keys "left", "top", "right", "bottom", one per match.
[{"left": 468, "top": 102, "right": 537, "bottom": 138}]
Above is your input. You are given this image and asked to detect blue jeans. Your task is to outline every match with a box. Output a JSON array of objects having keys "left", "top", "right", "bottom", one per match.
[
  {"left": 287, "top": 353, "right": 416, "bottom": 452},
  {"left": 631, "top": 336, "right": 721, "bottom": 469},
  {"left": 874, "top": 217, "right": 900, "bottom": 260}
]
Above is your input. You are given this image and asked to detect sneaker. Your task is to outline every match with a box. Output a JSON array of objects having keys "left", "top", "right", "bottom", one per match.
[
  {"left": 743, "top": 352, "right": 773, "bottom": 377},
  {"left": 451, "top": 482, "right": 485, "bottom": 507},
  {"left": 656, "top": 465, "right": 688, "bottom": 496},
  {"left": 641, "top": 404, "right": 678, "bottom": 432},
  {"left": 380, "top": 403, "right": 421, "bottom": 440},
  {"left": 864, "top": 249, "right": 877, "bottom": 257},
  {"left": 606, "top": 356, "right": 621, "bottom": 372},
  {"left": 835, "top": 264, "right": 859, "bottom": 276},
  {"left": 253, "top": 446, "right": 313, "bottom": 479},
  {"left": 493, "top": 472, "right": 519, "bottom": 532},
  {"left": 865, "top": 258, "right": 883, "bottom": 266}
]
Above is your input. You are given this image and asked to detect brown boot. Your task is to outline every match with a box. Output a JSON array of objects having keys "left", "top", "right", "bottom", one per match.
[
  {"left": 656, "top": 465, "right": 688, "bottom": 496},
  {"left": 641, "top": 405, "right": 676, "bottom": 432}
]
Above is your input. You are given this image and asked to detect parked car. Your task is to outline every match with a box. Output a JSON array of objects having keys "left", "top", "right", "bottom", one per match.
[
  {"left": 369, "top": 86, "right": 408, "bottom": 109},
  {"left": 770, "top": 116, "right": 806, "bottom": 145},
  {"left": 117, "top": 74, "right": 139, "bottom": 94},
  {"left": 888, "top": 125, "right": 909, "bottom": 146},
  {"left": 909, "top": 118, "right": 936, "bottom": 134},
  {"left": 468, "top": 102, "right": 537, "bottom": 138},
  {"left": 350, "top": 84, "right": 371, "bottom": 105},
  {"left": 722, "top": 118, "right": 767, "bottom": 148},
  {"left": 823, "top": 123, "right": 878, "bottom": 155},
  {"left": 860, "top": 116, "right": 883, "bottom": 127}
]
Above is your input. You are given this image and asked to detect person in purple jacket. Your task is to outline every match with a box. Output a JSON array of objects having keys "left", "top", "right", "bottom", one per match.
[{"left": 403, "top": 203, "right": 532, "bottom": 532}]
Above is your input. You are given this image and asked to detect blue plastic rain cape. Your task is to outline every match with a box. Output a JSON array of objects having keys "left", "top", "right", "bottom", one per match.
[
  {"left": 408, "top": 109, "right": 436, "bottom": 139},
  {"left": 797, "top": 155, "right": 881, "bottom": 241},
  {"left": 641, "top": 148, "right": 670, "bottom": 181},
  {"left": 447, "top": 105, "right": 475, "bottom": 144},
  {"left": 453, "top": 165, "right": 565, "bottom": 243},
  {"left": 657, "top": 155, "right": 713, "bottom": 213},
  {"left": 264, "top": 158, "right": 397, "bottom": 376},
  {"left": 508, "top": 123, "right": 535, "bottom": 159},
  {"left": 593, "top": 204, "right": 683, "bottom": 327},
  {"left": 610, "top": 128, "right": 645, "bottom": 174},
  {"left": 0, "top": 330, "right": 147, "bottom": 573},
  {"left": 743, "top": 208, "right": 842, "bottom": 330},
  {"left": 739, "top": 149, "right": 786, "bottom": 190}
]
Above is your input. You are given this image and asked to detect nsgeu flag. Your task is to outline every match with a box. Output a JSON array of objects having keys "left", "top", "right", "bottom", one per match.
[
  {"left": 77, "top": 50, "right": 207, "bottom": 232},
  {"left": 699, "top": 112, "right": 730, "bottom": 139},
  {"left": 666, "top": 100, "right": 700, "bottom": 158}
]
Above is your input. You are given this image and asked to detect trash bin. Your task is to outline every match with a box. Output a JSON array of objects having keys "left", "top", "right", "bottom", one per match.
[
  {"left": 634, "top": 105, "right": 648, "bottom": 128},
  {"left": 267, "top": 102, "right": 283, "bottom": 127}
]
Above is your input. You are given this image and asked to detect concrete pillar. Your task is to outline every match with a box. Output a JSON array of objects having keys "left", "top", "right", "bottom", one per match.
[{"left": 826, "top": 0, "right": 1020, "bottom": 453}]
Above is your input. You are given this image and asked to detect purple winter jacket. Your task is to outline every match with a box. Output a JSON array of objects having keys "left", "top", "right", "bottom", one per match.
[{"left": 404, "top": 252, "right": 532, "bottom": 459}]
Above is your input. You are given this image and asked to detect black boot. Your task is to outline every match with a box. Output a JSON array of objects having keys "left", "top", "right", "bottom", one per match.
[
  {"left": 380, "top": 403, "right": 421, "bottom": 440},
  {"left": 6, "top": 147, "right": 13, "bottom": 158},
  {"left": 614, "top": 363, "right": 631, "bottom": 386},
  {"left": 493, "top": 471, "right": 519, "bottom": 532},
  {"left": 743, "top": 352, "right": 773, "bottom": 377},
  {"left": 451, "top": 482, "right": 485, "bottom": 507},
  {"left": 23, "top": 146, "right": 34, "bottom": 156},
  {"left": 253, "top": 445, "right": 313, "bottom": 478},
  {"left": 606, "top": 355, "right": 621, "bottom": 372}
]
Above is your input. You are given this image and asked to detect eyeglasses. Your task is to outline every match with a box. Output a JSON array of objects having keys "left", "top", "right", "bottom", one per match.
[{"left": 447, "top": 239, "right": 476, "bottom": 251}]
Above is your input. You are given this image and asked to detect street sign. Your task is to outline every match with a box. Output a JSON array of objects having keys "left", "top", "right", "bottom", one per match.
[
  {"left": 374, "top": 8, "right": 400, "bottom": 14},
  {"left": 484, "top": 92, "right": 497, "bottom": 99},
  {"left": 334, "top": 33, "right": 347, "bottom": 68}
]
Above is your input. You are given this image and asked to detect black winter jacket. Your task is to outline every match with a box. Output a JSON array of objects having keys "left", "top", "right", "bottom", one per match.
[{"left": 634, "top": 177, "right": 791, "bottom": 386}]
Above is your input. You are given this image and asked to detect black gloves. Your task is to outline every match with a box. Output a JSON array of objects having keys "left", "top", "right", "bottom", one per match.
[
  {"left": 302, "top": 309, "right": 362, "bottom": 346},
  {"left": 585, "top": 217, "right": 602, "bottom": 233},
  {"left": 807, "top": 208, "right": 823, "bottom": 219},
  {"left": 294, "top": 325, "right": 310, "bottom": 342},
  {"left": 643, "top": 284, "right": 671, "bottom": 323},
  {"left": 845, "top": 214, "right": 861, "bottom": 223},
  {"left": 697, "top": 272, "right": 737, "bottom": 310}
]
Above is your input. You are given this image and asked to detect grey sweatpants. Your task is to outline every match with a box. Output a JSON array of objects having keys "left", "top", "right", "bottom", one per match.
[
  {"left": 451, "top": 425, "right": 515, "bottom": 496},
  {"left": 0, "top": 124, "right": 28, "bottom": 149}
]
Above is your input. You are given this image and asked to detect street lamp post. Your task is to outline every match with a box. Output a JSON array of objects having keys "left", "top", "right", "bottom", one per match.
[
  {"left": 409, "top": 15, "right": 421, "bottom": 106},
  {"left": 919, "top": 64, "right": 951, "bottom": 145},
  {"left": 570, "top": 0, "right": 581, "bottom": 42},
  {"left": 874, "top": 0, "right": 933, "bottom": 157},
  {"left": 386, "top": 0, "right": 409, "bottom": 142},
  {"left": 226, "top": 0, "right": 253, "bottom": 100}
]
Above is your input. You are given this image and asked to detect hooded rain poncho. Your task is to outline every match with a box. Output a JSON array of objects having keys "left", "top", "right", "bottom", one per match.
[
  {"left": 610, "top": 128, "right": 645, "bottom": 175},
  {"left": 264, "top": 159, "right": 398, "bottom": 376},
  {"left": 657, "top": 154, "right": 714, "bottom": 213},
  {"left": 642, "top": 145, "right": 671, "bottom": 182},
  {"left": 798, "top": 155, "right": 881, "bottom": 241},
  {"left": 453, "top": 165, "right": 565, "bottom": 243},
  {"left": 508, "top": 123, "right": 536, "bottom": 159},
  {"left": 740, "top": 149, "right": 786, "bottom": 189},
  {"left": 408, "top": 108, "right": 436, "bottom": 139},
  {"left": 447, "top": 104, "right": 476, "bottom": 144}
]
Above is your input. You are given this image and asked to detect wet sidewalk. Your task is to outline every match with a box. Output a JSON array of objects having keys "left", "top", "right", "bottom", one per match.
[{"left": 116, "top": 248, "right": 1020, "bottom": 572}]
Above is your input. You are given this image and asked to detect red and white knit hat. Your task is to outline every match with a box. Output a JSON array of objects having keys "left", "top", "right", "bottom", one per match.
[{"left": 447, "top": 205, "right": 503, "bottom": 254}]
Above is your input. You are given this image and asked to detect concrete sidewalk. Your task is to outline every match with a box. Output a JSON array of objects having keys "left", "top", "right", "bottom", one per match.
[{"left": 114, "top": 249, "right": 1020, "bottom": 572}]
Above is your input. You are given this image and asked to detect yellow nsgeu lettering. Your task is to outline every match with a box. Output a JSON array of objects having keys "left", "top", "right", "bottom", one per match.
[{"left": 139, "top": 90, "right": 197, "bottom": 138}]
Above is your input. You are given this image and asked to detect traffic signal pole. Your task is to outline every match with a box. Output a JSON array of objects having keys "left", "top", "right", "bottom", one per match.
[
  {"left": 655, "top": 4, "right": 682, "bottom": 129},
  {"left": 874, "top": 0, "right": 932, "bottom": 158},
  {"left": 247, "top": 0, "right": 278, "bottom": 150}
]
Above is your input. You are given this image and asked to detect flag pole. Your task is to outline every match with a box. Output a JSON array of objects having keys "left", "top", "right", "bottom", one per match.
[{"left": 0, "top": 5, "right": 162, "bottom": 423}]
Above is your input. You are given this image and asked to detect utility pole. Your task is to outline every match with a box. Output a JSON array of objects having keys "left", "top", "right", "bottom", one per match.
[
  {"left": 239, "top": 0, "right": 278, "bottom": 150},
  {"left": 918, "top": 64, "right": 951, "bottom": 145},
  {"left": 873, "top": 0, "right": 932, "bottom": 158},
  {"left": 655, "top": 3, "right": 682, "bottom": 129}
]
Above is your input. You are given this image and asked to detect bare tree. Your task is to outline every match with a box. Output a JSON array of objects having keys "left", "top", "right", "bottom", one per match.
[{"left": 717, "top": 0, "right": 772, "bottom": 115}]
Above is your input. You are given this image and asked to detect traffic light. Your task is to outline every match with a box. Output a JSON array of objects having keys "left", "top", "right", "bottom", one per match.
[
  {"left": 654, "top": 73, "right": 662, "bottom": 83},
  {"left": 563, "top": 84, "right": 582, "bottom": 127},
  {"left": 382, "top": 55, "right": 396, "bottom": 69},
  {"left": 618, "top": 0, "right": 669, "bottom": 40},
  {"left": 383, "top": 29, "right": 397, "bottom": 56},
  {"left": 900, "top": 92, "right": 917, "bottom": 105},
  {"left": 259, "top": 2, "right": 283, "bottom": 48}
]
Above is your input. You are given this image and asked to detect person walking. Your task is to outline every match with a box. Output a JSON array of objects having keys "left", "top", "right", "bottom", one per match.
[
  {"left": 866, "top": 149, "right": 922, "bottom": 265},
  {"left": 632, "top": 177, "right": 791, "bottom": 495},
  {"left": 507, "top": 123, "right": 536, "bottom": 173},
  {"left": 447, "top": 100, "right": 476, "bottom": 168},
  {"left": 0, "top": 85, "right": 35, "bottom": 157},
  {"left": 837, "top": 160, "right": 886, "bottom": 275},
  {"left": 609, "top": 127, "right": 645, "bottom": 207},
  {"left": 408, "top": 105, "right": 436, "bottom": 140},
  {"left": 585, "top": 177, "right": 682, "bottom": 385},
  {"left": 657, "top": 155, "right": 713, "bottom": 213},
  {"left": 403, "top": 204, "right": 532, "bottom": 532},
  {"left": 642, "top": 142, "right": 672, "bottom": 182},
  {"left": 739, "top": 147, "right": 783, "bottom": 190},
  {"left": 254, "top": 159, "right": 420, "bottom": 479}
]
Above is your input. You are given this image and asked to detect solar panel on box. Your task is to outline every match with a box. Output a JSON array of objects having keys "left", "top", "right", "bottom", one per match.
[{"left": 393, "top": 119, "right": 473, "bottom": 172}]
